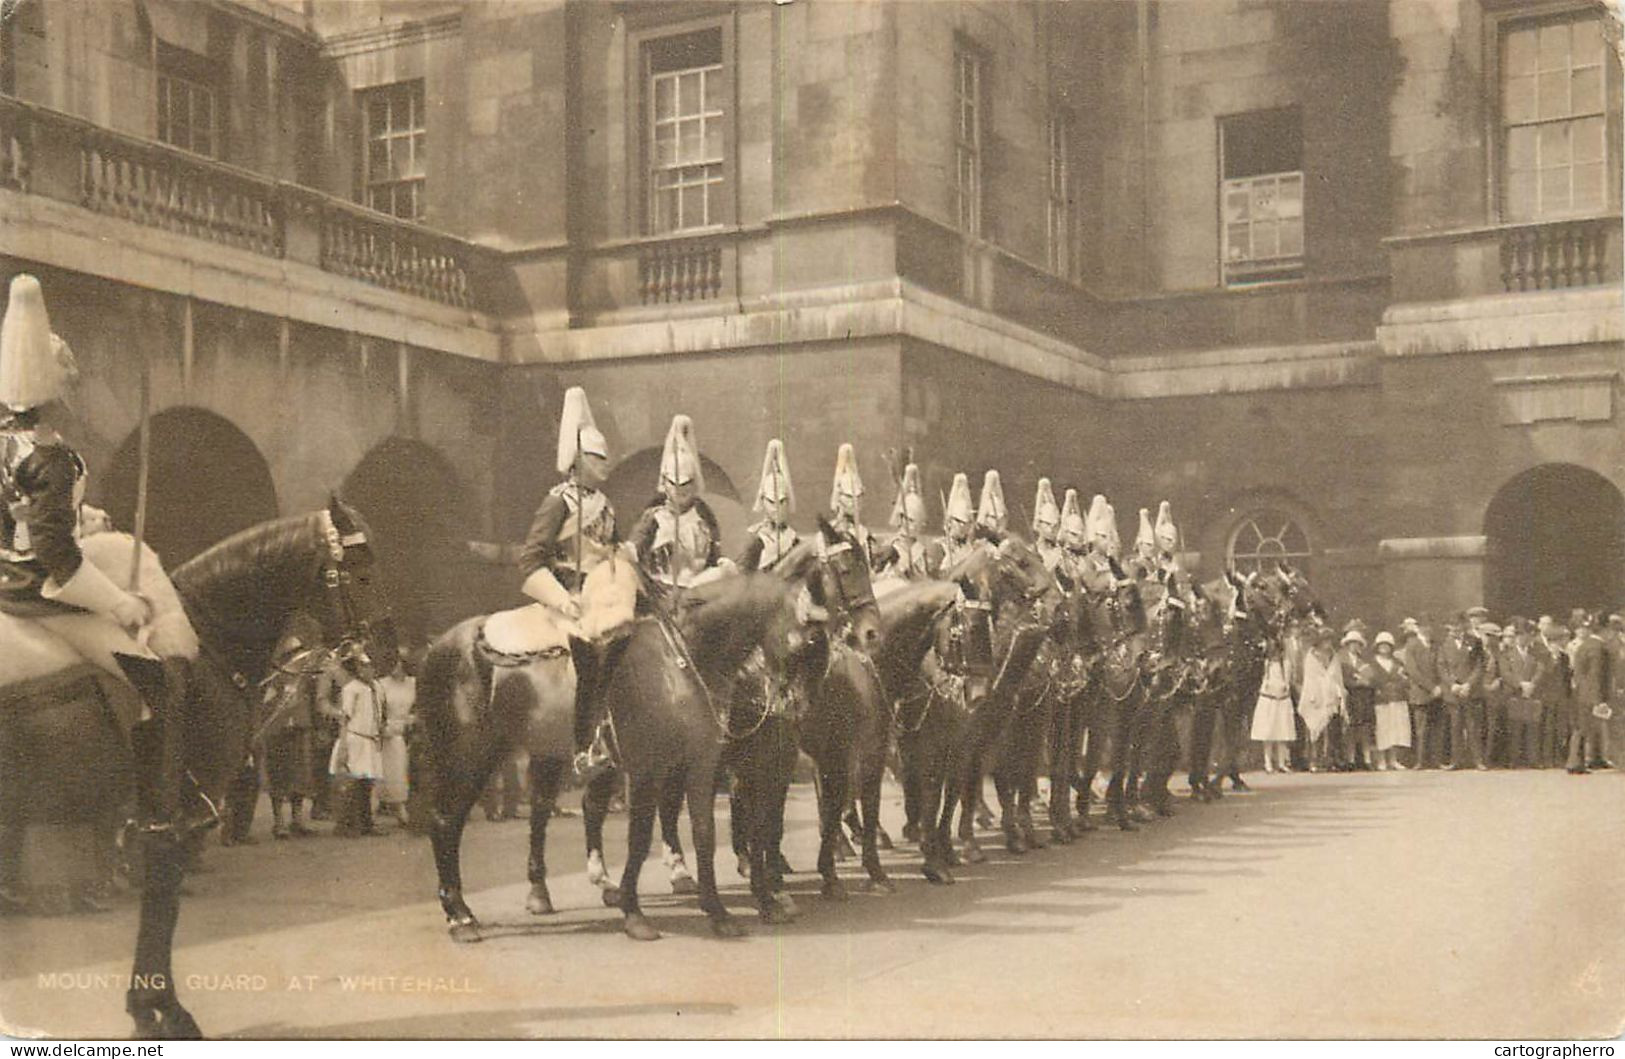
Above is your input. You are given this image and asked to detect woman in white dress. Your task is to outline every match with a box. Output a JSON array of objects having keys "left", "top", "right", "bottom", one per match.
[
  {"left": 1251, "top": 643, "right": 1297, "bottom": 773},
  {"left": 1364, "top": 632, "right": 1412, "bottom": 770},
  {"left": 1298, "top": 627, "right": 1345, "bottom": 772},
  {"left": 375, "top": 651, "right": 416, "bottom": 822}
]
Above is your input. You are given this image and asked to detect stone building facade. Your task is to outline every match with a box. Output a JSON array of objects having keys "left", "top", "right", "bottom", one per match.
[{"left": 1, "top": 0, "right": 1620, "bottom": 641}]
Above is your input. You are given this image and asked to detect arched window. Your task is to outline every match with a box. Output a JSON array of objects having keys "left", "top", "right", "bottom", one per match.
[{"left": 1228, "top": 508, "right": 1312, "bottom": 577}]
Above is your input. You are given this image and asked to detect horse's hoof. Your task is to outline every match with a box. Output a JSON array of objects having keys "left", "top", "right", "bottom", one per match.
[
  {"left": 862, "top": 876, "right": 896, "bottom": 895},
  {"left": 1024, "top": 826, "right": 1048, "bottom": 850},
  {"left": 624, "top": 913, "right": 661, "bottom": 942},
  {"left": 759, "top": 903, "right": 796, "bottom": 925},
  {"left": 710, "top": 913, "right": 747, "bottom": 939},
  {"left": 821, "top": 878, "right": 850, "bottom": 902},
  {"left": 960, "top": 839, "right": 986, "bottom": 864},
  {"left": 1051, "top": 825, "right": 1074, "bottom": 846},
  {"left": 943, "top": 845, "right": 963, "bottom": 867},
  {"left": 901, "top": 823, "right": 920, "bottom": 845},
  {"left": 921, "top": 861, "right": 956, "bottom": 886},
  {"left": 600, "top": 886, "right": 622, "bottom": 908},
  {"left": 449, "top": 920, "right": 483, "bottom": 944},
  {"left": 128, "top": 992, "right": 202, "bottom": 1041},
  {"left": 773, "top": 891, "right": 801, "bottom": 918},
  {"left": 1004, "top": 832, "right": 1028, "bottom": 855},
  {"left": 525, "top": 885, "right": 555, "bottom": 916},
  {"left": 670, "top": 875, "right": 699, "bottom": 896},
  {"left": 876, "top": 828, "right": 895, "bottom": 852},
  {"left": 737, "top": 857, "right": 751, "bottom": 880}
]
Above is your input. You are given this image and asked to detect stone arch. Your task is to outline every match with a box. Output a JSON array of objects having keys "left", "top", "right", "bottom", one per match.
[
  {"left": 100, "top": 407, "right": 279, "bottom": 567},
  {"left": 341, "top": 437, "right": 474, "bottom": 648},
  {"left": 1484, "top": 463, "right": 1625, "bottom": 619}
]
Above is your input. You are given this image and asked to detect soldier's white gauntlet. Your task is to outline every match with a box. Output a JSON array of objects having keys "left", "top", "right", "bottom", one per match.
[
  {"left": 42, "top": 558, "right": 151, "bottom": 630},
  {"left": 522, "top": 567, "right": 579, "bottom": 617}
]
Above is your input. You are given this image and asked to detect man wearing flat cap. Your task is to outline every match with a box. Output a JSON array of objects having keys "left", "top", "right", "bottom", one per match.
[{"left": 1399, "top": 617, "right": 1444, "bottom": 769}]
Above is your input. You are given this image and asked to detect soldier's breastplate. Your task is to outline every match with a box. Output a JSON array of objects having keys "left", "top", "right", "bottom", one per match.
[{"left": 757, "top": 526, "right": 796, "bottom": 570}]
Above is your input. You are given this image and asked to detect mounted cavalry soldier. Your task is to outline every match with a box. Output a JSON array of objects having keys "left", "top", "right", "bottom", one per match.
[
  {"left": 632, "top": 414, "right": 731, "bottom": 588},
  {"left": 926, "top": 472, "right": 980, "bottom": 575},
  {"left": 828, "top": 442, "right": 873, "bottom": 568},
  {"left": 876, "top": 462, "right": 930, "bottom": 583},
  {"left": 1031, "top": 478, "right": 1064, "bottom": 573},
  {"left": 0, "top": 276, "right": 206, "bottom": 896},
  {"left": 738, "top": 438, "right": 797, "bottom": 573},
  {"left": 975, "top": 470, "right": 1007, "bottom": 537},
  {"left": 515, "top": 386, "right": 636, "bottom": 768}
]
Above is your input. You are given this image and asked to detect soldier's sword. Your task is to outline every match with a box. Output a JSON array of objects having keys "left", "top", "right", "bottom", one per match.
[{"left": 128, "top": 360, "right": 151, "bottom": 593}]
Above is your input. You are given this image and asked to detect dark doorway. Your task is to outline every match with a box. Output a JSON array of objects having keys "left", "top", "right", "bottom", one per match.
[
  {"left": 342, "top": 438, "right": 473, "bottom": 647},
  {"left": 102, "top": 408, "right": 279, "bottom": 567},
  {"left": 1484, "top": 464, "right": 1625, "bottom": 619}
]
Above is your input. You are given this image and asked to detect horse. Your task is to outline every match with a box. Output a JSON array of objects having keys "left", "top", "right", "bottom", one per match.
[
  {"left": 989, "top": 583, "right": 1091, "bottom": 850},
  {"left": 892, "top": 534, "right": 1059, "bottom": 881},
  {"left": 1075, "top": 568, "right": 1152, "bottom": 830},
  {"left": 418, "top": 544, "right": 851, "bottom": 942},
  {"left": 1, "top": 498, "right": 390, "bottom": 1040},
  {"left": 1122, "top": 570, "right": 1192, "bottom": 819}
]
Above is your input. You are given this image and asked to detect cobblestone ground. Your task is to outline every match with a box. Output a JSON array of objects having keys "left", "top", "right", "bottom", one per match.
[{"left": 3, "top": 770, "right": 1623, "bottom": 1039}]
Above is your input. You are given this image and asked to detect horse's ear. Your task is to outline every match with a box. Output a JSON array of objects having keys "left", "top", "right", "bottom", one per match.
[{"left": 816, "top": 512, "right": 837, "bottom": 542}]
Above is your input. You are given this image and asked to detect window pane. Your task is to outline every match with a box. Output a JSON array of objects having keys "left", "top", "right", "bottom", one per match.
[
  {"left": 654, "top": 75, "right": 675, "bottom": 121},
  {"left": 391, "top": 91, "right": 412, "bottom": 132},
  {"left": 1279, "top": 219, "right": 1303, "bottom": 257},
  {"left": 1571, "top": 66, "right": 1603, "bottom": 115},
  {"left": 1252, "top": 181, "right": 1279, "bottom": 219},
  {"left": 1276, "top": 174, "right": 1303, "bottom": 218},
  {"left": 1571, "top": 17, "right": 1604, "bottom": 65},
  {"left": 392, "top": 141, "right": 415, "bottom": 179},
  {"left": 1254, "top": 220, "right": 1280, "bottom": 258},
  {"left": 1224, "top": 186, "right": 1251, "bottom": 222},
  {"left": 1505, "top": 168, "right": 1538, "bottom": 220},
  {"left": 702, "top": 121, "right": 723, "bottom": 162},
  {"left": 703, "top": 69, "right": 724, "bottom": 113},
  {"left": 1573, "top": 162, "right": 1605, "bottom": 208},
  {"left": 1537, "top": 122, "right": 1570, "bottom": 167},
  {"left": 193, "top": 129, "right": 210, "bottom": 157},
  {"left": 1504, "top": 74, "right": 1537, "bottom": 124},
  {"left": 1505, "top": 28, "right": 1537, "bottom": 76},
  {"left": 1537, "top": 70, "right": 1570, "bottom": 120},
  {"left": 369, "top": 139, "right": 389, "bottom": 175},
  {"left": 412, "top": 131, "right": 425, "bottom": 171},
  {"left": 1540, "top": 170, "right": 1572, "bottom": 213},
  {"left": 369, "top": 98, "right": 389, "bottom": 137},
  {"left": 1225, "top": 223, "right": 1251, "bottom": 260},
  {"left": 679, "top": 183, "right": 706, "bottom": 227},
  {"left": 1507, "top": 125, "right": 1538, "bottom": 172},
  {"left": 678, "top": 117, "right": 702, "bottom": 163},
  {"left": 1538, "top": 22, "right": 1570, "bottom": 72},
  {"left": 654, "top": 186, "right": 678, "bottom": 233},
  {"left": 654, "top": 121, "right": 676, "bottom": 167},
  {"left": 678, "top": 71, "right": 702, "bottom": 117},
  {"left": 1572, "top": 115, "right": 1605, "bottom": 163}
]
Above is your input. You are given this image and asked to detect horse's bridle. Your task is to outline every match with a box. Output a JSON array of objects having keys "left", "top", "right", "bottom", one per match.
[
  {"left": 814, "top": 536, "right": 877, "bottom": 640},
  {"left": 315, "top": 510, "right": 383, "bottom": 664}
]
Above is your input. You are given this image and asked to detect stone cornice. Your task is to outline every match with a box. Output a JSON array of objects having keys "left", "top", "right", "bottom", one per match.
[{"left": 317, "top": 12, "right": 463, "bottom": 59}]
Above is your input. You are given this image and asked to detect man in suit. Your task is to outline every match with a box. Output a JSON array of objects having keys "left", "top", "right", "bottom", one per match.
[
  {"left": 1605, "top": 614, "right": 1625, "bottom": 766},
  {"left": 1498, "top": 619, "right": 1547, "bottom": 769},
  {"left": 1438, "top": 613, "right": 1487, "bottom": 771},
  {"left": 1399, "top": 617, "right": 1444, "bottom": 769},
  {"left": 1537, "top": 621, "right": 1573, "bottom": 768},
  {"left": 1568, "top": 612, "right": 1610, "bottom": 774}
]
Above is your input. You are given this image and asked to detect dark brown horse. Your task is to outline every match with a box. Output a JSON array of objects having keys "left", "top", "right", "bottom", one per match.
[
  {"left": 1075, "top": 567, "right": 1152, "bottom": 830},
  {"left": 711, "top": 522, "right": 885, "bottom": 920},
  {"left": 419, "top": 556, "right": 839, "bottom": 942},
  {"left": 5, "top": 500, "right": 389, "bottom": 1039}
]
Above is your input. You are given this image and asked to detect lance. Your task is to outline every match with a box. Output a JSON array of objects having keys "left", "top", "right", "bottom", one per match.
[{"left": 574, "top": 421, "right": 583, "bottom": 600}]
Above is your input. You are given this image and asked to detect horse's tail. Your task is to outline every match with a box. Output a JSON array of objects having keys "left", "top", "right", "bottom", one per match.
[{"left": 416, "top": 632, "right": 470, "bottom": 782}]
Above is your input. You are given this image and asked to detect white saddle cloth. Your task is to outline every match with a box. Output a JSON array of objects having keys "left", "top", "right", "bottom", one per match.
[{"left": 483, "top": 554, "right": 639, "bottom": 656}]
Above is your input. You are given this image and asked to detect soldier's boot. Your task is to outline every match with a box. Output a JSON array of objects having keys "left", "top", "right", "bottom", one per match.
[
  {"left": 271, "top": 800, "right": 290, "bottom": 841},
  {"left": 118, "top": 656, "right": 218, "bottom": 843},
  {"left": 570, "top": 640, "right": 614, "bottom": 779}
]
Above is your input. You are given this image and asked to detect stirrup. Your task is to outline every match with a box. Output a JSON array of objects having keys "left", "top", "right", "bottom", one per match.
[{"left": 572, "top": 726, "right": 615, "bottom": 780}]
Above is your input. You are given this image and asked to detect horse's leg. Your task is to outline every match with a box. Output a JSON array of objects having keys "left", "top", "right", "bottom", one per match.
[
  {"left": 898, "top": 729, "right": 922, "bottom": 845},
  {"left": 952, "top": 702, "right": 987, "bottom": 864},
  {"left": 1187, "top": 698, "right": 1216, "bottom": 800},
  {"left": 992, "top": 770, "right": 1024, "bottom": 855},
  {"left": 1046, "top": 693, "right": 1075, "bottom": 843},
  {"left": 658, "top": 775, "right": 696, "bottom": 895},
  {"left": 857, "top": 741, "right": 893, "bottom": 892},
  {"left": 763, "top": 720, "right": 799, "bottom": 914},
  {"left": 583, "top": 768, "right": 622, "bottom": 907},
  {"left": 525, "top": 756, "right": 565, "bottom": 915},
  {"left": 619, "top": 775, "right": 661, "bottom": 941},
  {"left": 727, "top": 767, "right": 751, "bottom": 880},
  {"left": 687, "top": 761, "right": 745, "bottom": 938},
  {"left": 814, "top": 758, "right": 850, "bottom": 901},
  {"left": 916, "top": 717, "right": 953, "bottom": 884}
]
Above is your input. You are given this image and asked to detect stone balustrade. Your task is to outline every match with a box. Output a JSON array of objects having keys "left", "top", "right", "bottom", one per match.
[
  {"left": 0, "top": 95, "right": 482, "bottom": 311},
  {"left": 1499, "top": 217, "right": 1613, "bottom": 293},
  {"left": 638, "top": 237, "right": 724, "bottom": 305}
]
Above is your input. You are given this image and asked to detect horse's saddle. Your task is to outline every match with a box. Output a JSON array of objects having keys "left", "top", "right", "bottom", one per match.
[{"left": 481, "top": 604, "right": 576, "bottom": 660}]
